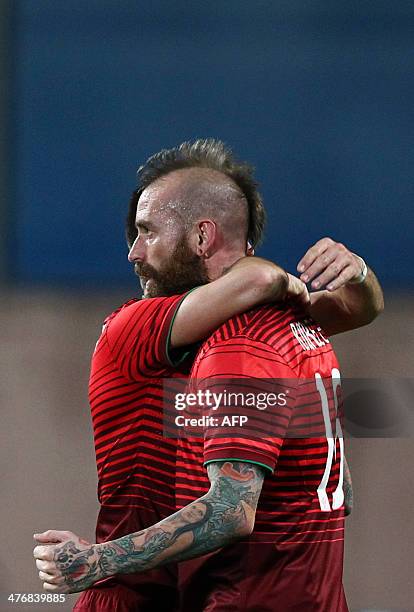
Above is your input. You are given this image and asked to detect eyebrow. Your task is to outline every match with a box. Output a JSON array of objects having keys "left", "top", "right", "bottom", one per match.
[{"left": 135, "top": 219, "right": 156, "bottom": 231}]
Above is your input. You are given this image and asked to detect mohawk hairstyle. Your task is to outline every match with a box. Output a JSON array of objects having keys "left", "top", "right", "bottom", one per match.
[{"left": 126, "top": 138, "right": 266, "bottom": 248}]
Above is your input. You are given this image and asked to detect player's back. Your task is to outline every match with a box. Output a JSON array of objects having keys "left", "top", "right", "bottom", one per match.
[{"left": 177, "top": 303, "right": 348, "bottom": 612}]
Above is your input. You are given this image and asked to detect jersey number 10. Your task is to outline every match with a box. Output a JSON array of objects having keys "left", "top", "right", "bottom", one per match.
[{"left": 315, "top": 369, "right": 344, "bottom": 512}]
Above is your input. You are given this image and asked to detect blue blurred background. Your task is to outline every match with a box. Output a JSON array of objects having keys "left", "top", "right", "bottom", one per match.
[
  {"left": 1, "top": 3, "right": 413, "bottom": 611},
  {"left": 4, "top": 0, "right": 412, "bottom": 288}
]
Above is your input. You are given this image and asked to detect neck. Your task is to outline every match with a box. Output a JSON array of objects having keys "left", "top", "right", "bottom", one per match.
[{"left": 205, "top": 248, "right": 245, "bottom": 281}]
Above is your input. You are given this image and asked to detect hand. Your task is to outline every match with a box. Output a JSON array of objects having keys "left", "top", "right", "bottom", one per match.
[
  {"left": 285, "top": 273, "right": 310, "bottom": 309},
  {"left": 33, "top": 530, "right": 102, "bottom": 593},
  {"left": 297, "top": 237, "right": 365, "bottom": 291}
]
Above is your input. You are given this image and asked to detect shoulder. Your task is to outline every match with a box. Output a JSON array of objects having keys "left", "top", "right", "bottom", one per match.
[
  {"left": 103, "top": 298, "right": 139, "bottom": 325},
  {"left": 193, "top": 303, "right": 337, "bottom": 378},
  {"left": 106, "top": 295, "right": 185, "bottom": 328},
  {"left": 191, "top": 305, "right": 299, "bottom": 378},
  {"left": 104, "top": 294, "right": 187, "bottom": 361},
  {"left": 197, "top": 304, "right": 298, "bottom": 356}
]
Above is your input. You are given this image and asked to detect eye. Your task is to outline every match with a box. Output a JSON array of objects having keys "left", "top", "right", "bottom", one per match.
[
  {"left": 137, "top": 225, "right": 149, "bottom": 236},
  {"left": 136, "top": 223, "right": 156, "bottom": 240}
]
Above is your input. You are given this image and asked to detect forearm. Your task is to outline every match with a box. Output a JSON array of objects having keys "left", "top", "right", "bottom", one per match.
[
  {"left": 34, "top": 465, "right": 264, "bottom": 593},
  {"left": 61, "top": 464, "right": 262, "bottom": 590},
  {"left": 221, "top": 256, "right": 290, "bottom": 306},
  {"left": 96, "top": 501, "right": 240, "bottom": 577},
  {"left": 330, "top": 265, "right": 384, "bottom": 324},
  {"left": 309, "top": 266, "right": 384, "bottom": 335},
  {"left": 171, "top": 256, "right": 288, "bottom": 347},
  {"left": 94, "top": 499, "right": 246, "bottom": 583}
]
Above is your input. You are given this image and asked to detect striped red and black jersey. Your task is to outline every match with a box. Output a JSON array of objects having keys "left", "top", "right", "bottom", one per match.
[
  {"left": 88, "top": 294, "right": 190, "bottom": 609},
  {"left": 177, "top": 304, "right": 348, "bottom": 612}
]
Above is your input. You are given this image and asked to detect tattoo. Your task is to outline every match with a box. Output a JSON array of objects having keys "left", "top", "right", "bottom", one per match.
[
  {"left": 343, "top": 456, "right": 353, "bottom": 516},
  {"left": 54, "top": 541, "right": 100, "bottom": 592},
  {"left": 92, "top": 461, "right": 265, "bottom": 579},
  {"left": 51, "top": 455, "right": 355, "bottom": 593}
]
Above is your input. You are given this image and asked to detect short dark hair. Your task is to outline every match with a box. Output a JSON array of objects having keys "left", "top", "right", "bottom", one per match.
[{"left": 126, "top": 138, "right": 266, "bottom": 248}]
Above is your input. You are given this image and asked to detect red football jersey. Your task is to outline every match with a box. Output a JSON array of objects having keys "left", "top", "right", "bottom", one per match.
[
  {"left": 79, "top": 294, "right": 190, "bottom": 611},
  {"left": 177, "top": 305, "right": 348, "bottom": 612}
]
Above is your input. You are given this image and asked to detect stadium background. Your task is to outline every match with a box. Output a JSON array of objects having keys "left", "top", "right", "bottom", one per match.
[{"left": 0, "top": 2, "right": 412, "bottom": 610}]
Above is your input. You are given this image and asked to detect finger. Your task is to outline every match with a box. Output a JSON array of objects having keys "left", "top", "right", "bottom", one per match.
[
  {"left": 286, "top": 274, "right": 302, "bottom": 294},
  {"left": 347, "top": 254, "right": 366, "bottom": 282},
  {"left": 43, "top": 581, "right": 63, "bottom": 593},
  {"left": 36, "top": 558, "right": 57, "bottom": 573},
  {"left": 326, "top": 265, "right": 356, "bottom": 291},
  {"left": 309, "top": 247, "right": 357, "bottom": 288},
  {"left": 299, "top": 249, "right": 338, "bottom": 284},
  {"left": 298, "top": 288, "right": 311, "bottom": 306},
  {"left": 297, "top": 238, "right": 334, "bottom": 273},
  {"left": 34, "top": 530, "right": 70, "bottom": 543},
  {"left": 310, "top": 257, "right": 349, "bottom": 289},
  {"left": 289, "top": 278, "right": 310, "bottom": 303},
  {"left": 38, "top": 570, "right": 64, "bottom": 584},
  {"left": 44, "top": 581, "right": 70, "bottom": 594},
  {"left": 287, "top": 281, "right": 310, "bottom": 309},
  {"left": 34, "top": 545, "right": 55, "bottom": 561}
]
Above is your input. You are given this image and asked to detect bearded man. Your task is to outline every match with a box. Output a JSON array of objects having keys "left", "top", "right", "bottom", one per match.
[{"left": 34, "top": 139, "right": 383, "bottom": 611}]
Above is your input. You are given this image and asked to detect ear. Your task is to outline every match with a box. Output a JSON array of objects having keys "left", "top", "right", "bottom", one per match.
[
  {"left": 195, "top": 220, "right": 217, "bottom": 257},
  {"left": 246, "top": 241, "right": 255, "bottom": 256}
]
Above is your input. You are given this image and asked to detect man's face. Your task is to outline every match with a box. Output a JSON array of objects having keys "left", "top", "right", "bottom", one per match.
[
  {"left": 128, "top": 179, "right": 209, "bottom": 298},
  {"left": 181, "top": 501, "right": 207, "bottom": 524}
]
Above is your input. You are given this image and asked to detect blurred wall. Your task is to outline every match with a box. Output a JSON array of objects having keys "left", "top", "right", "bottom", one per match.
[
  {"left": 0, "top": 290, "right": 413, "bottom": 612},
  {"left": 0, "top": 290, "right": 117, "bottom": 612},
  {"left": 10, "top": 1, "right": 414, "bottom": 288}
]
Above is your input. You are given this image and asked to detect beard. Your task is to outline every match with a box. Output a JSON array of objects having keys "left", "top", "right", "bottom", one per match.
[{"left": 135, "top": 235, "right": 210, "bottom": 298}]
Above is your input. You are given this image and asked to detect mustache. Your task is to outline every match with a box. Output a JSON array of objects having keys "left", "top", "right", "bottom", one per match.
[{"left": 134, "top": 262, "right": 158, "bottom": 279}]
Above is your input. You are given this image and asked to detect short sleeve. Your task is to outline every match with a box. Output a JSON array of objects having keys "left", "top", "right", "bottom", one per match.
[
  {"left": 105, "top": 293, "right": 189, "bottom": 380},
  {"left": 193, "top": 335, "right": 298, "bottom": 473}
]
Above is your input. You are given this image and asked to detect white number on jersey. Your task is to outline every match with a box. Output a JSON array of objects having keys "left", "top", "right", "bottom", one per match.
[{"left": 315, "top": 369, "right": 344, "bottom": 512}]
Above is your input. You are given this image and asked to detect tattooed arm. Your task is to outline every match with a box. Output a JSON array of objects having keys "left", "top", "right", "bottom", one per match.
[{"left": 33, "top": 461, "right": 265, "bottom": 593}]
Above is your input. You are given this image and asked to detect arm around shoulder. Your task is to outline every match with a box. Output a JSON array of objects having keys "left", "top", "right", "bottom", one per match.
[{"left": 170, "top": 257, "right": 289, "bottom": 347}]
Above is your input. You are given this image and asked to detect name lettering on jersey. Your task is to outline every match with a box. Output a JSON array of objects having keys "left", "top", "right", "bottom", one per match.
[{"left": 290, "top": 321, "right": 330, "bottom": 351}]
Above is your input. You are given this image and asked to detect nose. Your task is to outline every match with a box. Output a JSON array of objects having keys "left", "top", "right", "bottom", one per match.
[{"left": 128, "top": 236, "right": 144, "bottom": 263}]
